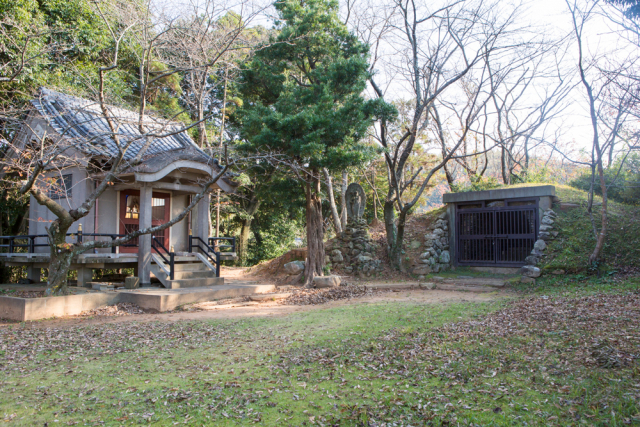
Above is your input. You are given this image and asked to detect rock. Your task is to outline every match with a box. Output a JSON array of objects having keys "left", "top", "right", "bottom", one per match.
[
  {"left": 432, "top": 264, "right": 441, "bottom": 273},
  {"left": 331, "top": 252, "right": 344, "bottom": 263},
  {"left": 419, "top": 282, "right": 437, "bottom": 290},
  {"left": 539, "top": 224, "right": 553, "bottom": 232},
  {"left": 551, "top": 231, "right": 559, "bottom": 237},
  {"left": 331, "top": 249, "right": 342, "bottom": 256},
  {"left": 541, "top": 216, "right": 555, "bottom": 226},
  {"left": 538, "top": 232, "right": 551, "bottom": 241},
  {"left": 437, "top": 212, "right": 446, "bottom": 220},
  {"left": 534, "top": 239, "right": 547, "bottom": 251},
  {"left": 520, "top": 276, "right": 536, "bottom": 284},
  {"left": 284, "top": 260, "right": 305, "bottom": 275},
  {"left": 552, "top": 269, "right": 566, "bottom": 275},
  {"left": 410, "top": 240, "right": 421, "bottom": 249},
  {"left": 544, "top": 209, "right": 557, "bottom": 217},
  {"left": 439, "top": 250, "right": 450, "bottom": 264},
  {"left": 524, "top": 255, "right": 538, "bottom": 266},
  {"left": 418, "top": 275, "right": 426, "bottom": 280},
  {"left": 313, "top": 275, "right": 341, "bottom": 288},
  {"left": 433, "top": 228, "right": 445, "bottom": 236},
  {"left": 357, "top": 255, "right": 372, "bottom": 262},
  {"left": 420, "top": 252, "right": 430, "bottom": 259},
  {"left": 413, "top": 265, "right": 432, "bottom": 275},
  {"left": 520, "top": 265, "right": 541, "bottom": 278},
  {"left": 125, "top": 276, "right": 140, "bottom": 289}
]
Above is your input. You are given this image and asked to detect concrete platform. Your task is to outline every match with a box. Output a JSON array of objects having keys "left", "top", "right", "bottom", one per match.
[
  {"left": 0, "top": 282, "right": 276, "bottom": 321},
  {"left": 118, "top": 284, "right": 276, "bottom": 312}
]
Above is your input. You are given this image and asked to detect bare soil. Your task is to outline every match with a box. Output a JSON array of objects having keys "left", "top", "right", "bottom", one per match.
[{"left": 0, "top": 287, "right": 507, "bottom": 329}]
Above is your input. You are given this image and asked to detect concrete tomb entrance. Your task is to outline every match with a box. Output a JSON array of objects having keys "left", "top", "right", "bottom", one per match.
[{"left": 443, "top": 185, "right": 556, "bottom": 268}]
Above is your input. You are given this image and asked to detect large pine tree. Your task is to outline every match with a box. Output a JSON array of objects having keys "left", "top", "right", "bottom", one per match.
[{"left": 239, "top": 0, "right": 390, "bottom": 286}]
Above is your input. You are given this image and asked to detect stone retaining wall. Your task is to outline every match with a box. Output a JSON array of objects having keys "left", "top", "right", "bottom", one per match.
[
  {"left": 413, "top": 212, "right": 452, "bottom": 276},
  {"left": 326, "top": 218, "right": 383, "bottom": 278}
]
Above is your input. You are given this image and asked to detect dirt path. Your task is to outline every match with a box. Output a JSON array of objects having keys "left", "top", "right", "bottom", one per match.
[{"left": 0, "top": 288, "right": 508, "bottom": 329}]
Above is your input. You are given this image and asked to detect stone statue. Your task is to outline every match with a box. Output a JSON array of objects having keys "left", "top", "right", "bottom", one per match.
[{"left": 345, "top": 183, "right": 366, "bottom": 220}]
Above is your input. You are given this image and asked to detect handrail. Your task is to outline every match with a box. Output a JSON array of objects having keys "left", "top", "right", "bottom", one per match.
[
  {"left": 208, "top": 236, "right": 236, "bottom": 253},
  {"left": 151, "top": 235, "right": 175, "bottom": 280},
  {"left": 0, "top": 232, "right": 137, "bottom": 254},
  {"left": 188, "top": 235, "right": 221, "bottom": 277}
]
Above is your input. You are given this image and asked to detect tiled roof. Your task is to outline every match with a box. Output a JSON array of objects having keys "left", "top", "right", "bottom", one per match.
[{"left": 31, "top": 88, "right": 205, "bottom": 161}]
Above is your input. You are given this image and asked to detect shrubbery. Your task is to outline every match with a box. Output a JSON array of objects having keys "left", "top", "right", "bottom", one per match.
[{"left": 570, "top": 154, "right": 640, "bottom": 205}]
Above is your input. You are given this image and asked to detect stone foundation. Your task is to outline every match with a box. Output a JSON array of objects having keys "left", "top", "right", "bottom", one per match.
[
  {"left": 326, "top": 219, "right": 383, "bottom": 277},
  {"left": 413, "top": 212, "right": 451, "bottom": 275}
]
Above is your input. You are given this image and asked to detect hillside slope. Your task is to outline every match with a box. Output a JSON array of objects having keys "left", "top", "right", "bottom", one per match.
[{"left": 538, "top": 185, "right": 640, "bottom": 272}]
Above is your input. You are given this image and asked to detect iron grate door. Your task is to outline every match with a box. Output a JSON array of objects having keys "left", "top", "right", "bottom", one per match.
[{"left": 456, "top": 205, "right": 537, "bottom": 266}]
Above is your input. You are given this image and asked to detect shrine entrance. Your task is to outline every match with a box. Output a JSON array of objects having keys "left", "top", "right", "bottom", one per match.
[{"left": 119, "top": 190, "right": 171, "bottom": 253}]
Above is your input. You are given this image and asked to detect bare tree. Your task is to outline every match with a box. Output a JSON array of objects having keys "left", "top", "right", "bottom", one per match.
[
  {"left": 364, "top": 0, "right": 525, "bottom": 267},
  {"left": 560, "top": 0, "right": 639, "bottom": 264}
]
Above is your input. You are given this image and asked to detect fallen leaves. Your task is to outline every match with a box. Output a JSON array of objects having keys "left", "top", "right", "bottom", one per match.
[{"left": 281, "top": 284, "right": 390, "bottom": 305}]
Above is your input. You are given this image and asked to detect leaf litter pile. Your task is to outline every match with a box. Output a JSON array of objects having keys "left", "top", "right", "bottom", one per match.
[
  {"left": 0, "top": 291, "right": 638, "bottom": 425},
  {"left": 281, "top": 284, "right": 390, "bottom": 305},
  {"left": 77, "top": 302, "right": 146, "bottom": 317}
]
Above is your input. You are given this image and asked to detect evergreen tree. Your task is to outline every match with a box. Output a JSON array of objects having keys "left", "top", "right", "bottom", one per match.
[{"left": 239, "top": 0, "right": 391, "bottom": 285}]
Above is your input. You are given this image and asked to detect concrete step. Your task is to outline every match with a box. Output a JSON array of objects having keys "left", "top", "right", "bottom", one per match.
[
  {"left": 165, "top": 277, "right": 224, "bottom": 289},
  {"left": 173, "top": 270, "right": 216, "bottom": 280},
  {"left": 172, "top": 262, "right": 211, "bottom": 272}
]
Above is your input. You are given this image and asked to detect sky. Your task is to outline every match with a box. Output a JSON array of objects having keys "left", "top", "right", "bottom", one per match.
[{"left": 159, "top": 0, "right": 636, "bottom": 158}]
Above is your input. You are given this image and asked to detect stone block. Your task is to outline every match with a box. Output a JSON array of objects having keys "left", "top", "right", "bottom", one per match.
[
  {"left": 313, "top": 275, "right": 341, "bottom": 288},
  {"left": 534, "top": 239, "right": 547, "bottom": 251},
  {"left": 125, "top": 276, "right": 140, "bottom": 289},
  {"left": 541, "top": 216, "right": 555, "bottom": 226},
  {"left": 409, "top": 240, "right": 421, "bottom": 249},
  {"left": 524, "top": 255, "right": 538, "bottom": 266},
  {"left": 284, "top": 260, "right": 305, "bottom": 275},
  {"left": 520, "top": 265, "right": 541, "bottom": 278},
  {"left": 439, "top": 250, "right": 450, "bottom": 264},
  {"left": 413, "top": 265, "right": 432, "bottom": 275},
  {"left": 520, "top": 277, "right": 536, "bottom": 284}
]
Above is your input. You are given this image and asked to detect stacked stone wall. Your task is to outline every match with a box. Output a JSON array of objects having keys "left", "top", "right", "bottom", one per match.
[
  {"left": 413, "top": 212, "right": 452, "bottom": 276},
  {"left": 326, "top": 219, "right": 383, "bottom": 277}
]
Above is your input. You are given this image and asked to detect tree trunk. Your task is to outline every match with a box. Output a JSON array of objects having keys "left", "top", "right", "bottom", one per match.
[
  {"left": 501, "top": 148, "right": 510, "bottom": 185},
  {"left": 589, "top": 156, "right": 608, "bottom": 263},
  {"left": 303, "top": 172, "right": 324, "bottom": 287},
  {"left": 322, "top": 167, "right": 342, "bottom": 234},
  {"left": 45, "top": 220, "right": 74, "bottom": 295},
  {"left": 383, "top": 198, "right": 398, "bottom": 264},
  {"left": 237, "top": 196, "right": 261, "bottom": 266},
  {"left": 340, "top": 171, "right": 348, "bottom": 227},
  {"left": 443, "top": 163, "right": 455, "bottom": 188},
  {"left": 393, "top": 208, "right": 408, "bottom": 270}
]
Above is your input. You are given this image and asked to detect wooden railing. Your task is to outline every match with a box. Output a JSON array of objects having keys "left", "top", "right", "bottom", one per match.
[
  {"left": 151, "top": 235, "right": 175, "bottom": 280},
  {"left": 188, "top": 236, "right": 221, "bottom": 277}
]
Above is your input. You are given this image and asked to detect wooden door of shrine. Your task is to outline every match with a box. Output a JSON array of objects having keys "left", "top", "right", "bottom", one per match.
[{"left": 119, "top": 190, "right": 171, "bottom": 253}]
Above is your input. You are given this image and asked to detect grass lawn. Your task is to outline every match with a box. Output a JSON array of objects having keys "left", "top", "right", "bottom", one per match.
[{"left": 1, "top": 279, "right": 639, "bottom": 426}]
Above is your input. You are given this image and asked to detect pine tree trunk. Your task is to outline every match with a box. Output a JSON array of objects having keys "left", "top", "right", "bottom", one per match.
[{"left": 303, "top": 173, "right": 324, "bottom": 287}]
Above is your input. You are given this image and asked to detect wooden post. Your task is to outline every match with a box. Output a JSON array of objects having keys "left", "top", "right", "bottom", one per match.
[{"left": 138, "top": 185, "right": 153, "bottom": 285}]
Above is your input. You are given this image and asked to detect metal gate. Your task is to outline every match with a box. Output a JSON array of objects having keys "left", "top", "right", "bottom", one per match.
[{"left": 456, "top": 204, "right": 538, "bottom": 266}]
